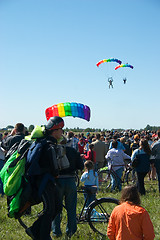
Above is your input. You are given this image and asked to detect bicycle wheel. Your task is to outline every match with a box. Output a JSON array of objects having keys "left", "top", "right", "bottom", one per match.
[
  {"left": 98, "top": 169, "right": 117, "bottom": 190},
  {"left": 18, "top": 196, "right": 46, "bottom": 230},
  {"left": 125, "top": 169, "right": 137, "bottom": 185},
  {"left": 75, "top": 172, "right": 80, "bottom": 188},
  {"left": 87, "top": 197, "right": 119, "bottom": 236}
]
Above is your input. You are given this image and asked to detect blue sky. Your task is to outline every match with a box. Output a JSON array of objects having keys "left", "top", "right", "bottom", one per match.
[{"left": 0, "top": 0, "right": 160, "bottom": 130}]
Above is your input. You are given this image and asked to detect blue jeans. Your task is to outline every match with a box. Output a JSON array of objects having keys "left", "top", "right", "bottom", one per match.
[
  {"left": 0, "top": 160, "right": 4, "bottom": 195},
  {"left": 52, "top": 177, "right": 77, "bottom": 237},
  {"left": 83, "top": 186, "right": 96, "bottom": 207},
  {"left": 111, "top": 167, "right": 123, "bottom": 191}
]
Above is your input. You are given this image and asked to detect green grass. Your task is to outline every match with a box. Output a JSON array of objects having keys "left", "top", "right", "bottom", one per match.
[{"left": 0, "top": 179, "right": 160, "bottom": 240}]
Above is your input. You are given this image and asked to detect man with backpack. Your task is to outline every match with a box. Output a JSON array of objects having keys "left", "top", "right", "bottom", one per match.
[
  {"left": 25, "top": 116, "right": 65, "bottom": 240},
  {"left": 52, "top": 136, "right": 84, "bottom": 238}
]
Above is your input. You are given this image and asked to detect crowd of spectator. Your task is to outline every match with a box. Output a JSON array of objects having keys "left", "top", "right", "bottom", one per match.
[
  {"left": 64, "top": 129, "right": 160, "bottom": 196},
  {"left": 0, "top": 126, "right": 159, "bottom": 239}
]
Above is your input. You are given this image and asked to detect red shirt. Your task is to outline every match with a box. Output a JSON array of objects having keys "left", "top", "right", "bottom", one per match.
[
  {"left": 78, "top": 142, "right": 85, "bottom": 154},
  {"left": 84, "top": 150, "right": 96, "bottom": 163}
]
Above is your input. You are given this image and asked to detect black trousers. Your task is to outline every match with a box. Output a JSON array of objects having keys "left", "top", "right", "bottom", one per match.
[
  {"left": 30, "top": 181, "right": 61, "bottom": 240},
  {"left": 136, "top": 171, "right": 148, "bottom": 195}
]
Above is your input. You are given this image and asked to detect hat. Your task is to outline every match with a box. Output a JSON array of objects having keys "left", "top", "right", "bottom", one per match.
[
  {"left": 46, "top": 116, "right": 64, "bottom": 131},
  {"left": 134, "top": 134, "right": 139, "bottom": 140}
]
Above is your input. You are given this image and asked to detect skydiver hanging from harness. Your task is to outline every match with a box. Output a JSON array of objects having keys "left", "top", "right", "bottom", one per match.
[
  {"left": 108, "top": 77, "right": 113, "bottom": 89},
  {"left": 123, "top": 78, "right": 127, "bottom": 84}
]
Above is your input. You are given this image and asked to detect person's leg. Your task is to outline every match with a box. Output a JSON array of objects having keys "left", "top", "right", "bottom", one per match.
[
  {"left": 64, "top": 178, "right": 77, "bottom": 237},
  {"left": 136, "top": 172, "right": 147, "bottom": 195},
  {"left": 52, "top": 214, "right": 62, "bottom": 237},
  {"left": 97, "top": 162, "right": 104, "bottom": 182},
  {"left": 84, "top": 187, "right": 96, "bottom": 207},
  {"left": 0, "top": 160, "right": 4, "bottom": 196},
  {"left": 88, "top": 193, "right": 96, "bottom": 205},
  {"left": 154, "top": 160, "right": 160, "bottom": 192},
  {"left": 110, "top": 174, "right": 116, "bottom": 191},
  {"left": 28, "top": 181, "right": 60, "bottom": 240},
  {"left": 152, "top": 165, "right": 157, "bottom": 180},
  {"left": 115, "top": 167, "right": 123, "bottom": 191},
  {"left": 52, "top": 180, "right": 64, "bottom": 237}
]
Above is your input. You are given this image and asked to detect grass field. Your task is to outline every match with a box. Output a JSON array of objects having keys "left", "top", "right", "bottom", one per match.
[{"left": 0, "top": 178, "right": 160, "bottom": 240}]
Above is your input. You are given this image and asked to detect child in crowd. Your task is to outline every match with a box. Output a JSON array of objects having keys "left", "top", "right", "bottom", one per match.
[
  {"left": 80, "top": 160, "right": 98, "bottom": 207},
  {"left": 107, "top": 185, "right": 155, "bottom": 240}
]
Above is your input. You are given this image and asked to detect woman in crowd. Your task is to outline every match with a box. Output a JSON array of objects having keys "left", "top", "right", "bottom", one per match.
[
  {"left": 107, "top": 185, "right": 155, "bottom": 240},
  {"left": 131, "top": 138, "right": 151, "bottom": 195}
]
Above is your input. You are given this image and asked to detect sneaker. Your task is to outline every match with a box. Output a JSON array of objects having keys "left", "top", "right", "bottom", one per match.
[
  {"left": 25, "top": 227, "right": 35, "bottom": 239},
  {"left": 65, "top": 234, "right": 71, "bottom": 239},
  {"left": 24, "top": 208, "right": 31, "bottom": 216},
  {"left": 52, "top": 233, "right": 62, "bottom": 238}
]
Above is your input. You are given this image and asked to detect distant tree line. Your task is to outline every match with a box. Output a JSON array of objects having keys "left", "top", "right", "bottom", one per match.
[
  {"left": 143, "top": 124, "right": 160, "bottom": 132},
  {"left": 0, "top": 124, "right": 160, "bottom": 133}
]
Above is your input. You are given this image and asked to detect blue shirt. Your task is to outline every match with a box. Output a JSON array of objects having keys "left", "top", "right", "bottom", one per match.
[
  {"left": 80, "top": 169, "right": 99, "bottom": 187},
  {"left": 109, "top": 141, "right": 125, "bottom": 151}
]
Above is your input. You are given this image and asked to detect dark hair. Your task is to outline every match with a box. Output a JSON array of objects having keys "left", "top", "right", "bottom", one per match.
[
  {"left": 68, "top": 131, "right": 74, "bottom": 138},
  {"left": 89, "top": 144, "right": 94, "bottom": 162},
  {"left": 140, "top": 138, "right": 151, "bottom": 155},
  {"left": 96, "top": 133, "right": 100, "bottom": 140},
  {"left": 112, "top": 140, "right": 118, "bottom": 149},
  {"left": 0, "top": 133, "right": 2, "bottom": 141},
  {"left": 120, "top": 185, "right": 141, "bottom": 206},
  {"left": 113, "top": 134, "right": 118, "bottom": 140},
  {"left": 15, "top": 123, "right": 24, "bottom": 133},
  {"left": 84, "top": 160, "right": 94, "bottom": 170}
]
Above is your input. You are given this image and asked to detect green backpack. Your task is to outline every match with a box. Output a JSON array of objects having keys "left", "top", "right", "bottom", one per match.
[
  {"left": 0, "top": 126, "right": 45, "bottom": 218},
  {"left": 0, "top": 139, "right": 32, "bottom": 217}
]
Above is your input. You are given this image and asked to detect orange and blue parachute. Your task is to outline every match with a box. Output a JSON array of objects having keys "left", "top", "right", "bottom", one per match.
[
  {"left": 45, "top": 102, "right": 91, "bottom": 121},
  {"left": 96, "top": 58, "right": 122, "bottom": 67},
  {"left": 115, "top": 64, "right": 133, "bottom": 70}
]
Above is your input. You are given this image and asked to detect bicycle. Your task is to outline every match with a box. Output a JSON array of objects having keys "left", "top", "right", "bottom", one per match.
[
  {"left": 98, "top": 161, "right": 137, "bottom": 191},
  {"left": 18, "top": 186, "right": 119, "bottom": 237},
  {"left": 78, "top": 186, "right": 119, "bottom": 236}
]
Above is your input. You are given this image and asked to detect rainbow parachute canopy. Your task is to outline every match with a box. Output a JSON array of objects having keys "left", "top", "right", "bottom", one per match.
[
  {"left": 45, "top": 102, "right": 91, "bottom": 121},
  {"left": 115, "top": 64, "right": 134, "bottom": 70},
  {"left": 96, "top": 58, "right": 122, "bottom": 67}
]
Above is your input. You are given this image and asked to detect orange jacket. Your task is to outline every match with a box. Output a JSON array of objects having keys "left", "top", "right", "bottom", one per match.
[{"left": 107, "top": 202, "right": 155, "bottom": 240}]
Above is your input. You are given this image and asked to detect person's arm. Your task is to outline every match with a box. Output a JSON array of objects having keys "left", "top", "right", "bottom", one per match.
[
  {"left": 109, "top": 141, "right": 112, "bottom": 150},
  {"left": 131, "top": 148, "right": 139, "bottom": 161},
  {"left": 75, "top": 151, "right": 84, "bottom": 171},
  {"left": 80, "top": 172, "right": 88, "bottom": 182},
  {"left": 1, "top": 135, "right": 12, "bottom": 151},
  {"left": 105, "top": 151, "right": 111, "bottom": 160},
  {"left": 142, "top": 210, "right": 155, "bottom": 240},
  {"left": 107, "top": 210, "right": 116, "bottom": 240},
  {"left": 84, "top": 151, "right": 90, "bottom": 160},
  {"left": 151, "top": 143, "right": 157, "bottom": 157}
]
